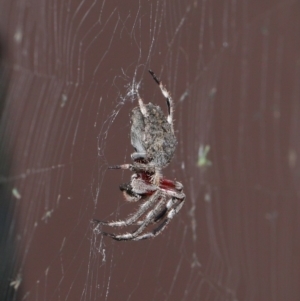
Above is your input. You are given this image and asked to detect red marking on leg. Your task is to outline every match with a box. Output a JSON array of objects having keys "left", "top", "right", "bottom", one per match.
[{"left": 159, "top": 178, "right": 176, "bottom": 190}]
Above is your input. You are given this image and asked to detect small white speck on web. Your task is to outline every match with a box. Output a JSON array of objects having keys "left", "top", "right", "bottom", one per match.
[
  {"left": 101, "top": 249, "right": 106, "bottom": 263},
  {"left": 204, "top": 192, "right": 211, "bottom": 202},
  {"left": 10, "top": 273, "right": 22, "bottom": 290},
  {"left": 288, "top": 148, "right": 297, "bottom": 168},
  {"left": 56, "top": 194, "right": 61, "bottom": 205},
  {"left": 60, "top": 237, "right": 66, "bottom": 252},
  {"left": 61, "top": 94, "right": 68, "bottom": 107},
  {"left": 41, "top": 210, "right": 54, "bottom": 223},
  {"left": 209, "top": 87, "right": 217, "bottom": 99},
  {"left": 14, "top": 30, "right": 22, "bottom": 43},
  {"left": 179, "top": 91, "right": 189, "bottom": 102},
  {"left": 12, "top": 188, "right": 21, "bottom": 199},
  {"left": 12, "top": 187, "right": 22, "bottom": 200}
]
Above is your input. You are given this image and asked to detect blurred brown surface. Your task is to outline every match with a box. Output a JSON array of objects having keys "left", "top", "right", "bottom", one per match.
[{"left": 0, "top": 0, "right": 299, "bottom": 300}]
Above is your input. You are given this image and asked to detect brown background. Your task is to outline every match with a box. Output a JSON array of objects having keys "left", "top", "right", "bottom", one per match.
[{"left": 0, "top": 0, "right": 299, "bottom": 300}]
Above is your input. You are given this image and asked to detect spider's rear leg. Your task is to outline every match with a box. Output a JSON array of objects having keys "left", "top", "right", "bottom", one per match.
[
  {"left": 131, "top": 152, "right": 147, "bottom": 161},
  {"left": 136, "top": 90, "right": 149, "bottom": 118},
  {"left": 148, "top": 70, "right": 174, "bottom": 133}
]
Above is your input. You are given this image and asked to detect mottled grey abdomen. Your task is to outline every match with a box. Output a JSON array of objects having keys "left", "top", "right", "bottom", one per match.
[{"left": 130, "top": 103, "right": 177, "bottom": 168}]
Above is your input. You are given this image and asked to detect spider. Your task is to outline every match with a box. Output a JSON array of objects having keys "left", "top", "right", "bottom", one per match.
[{"left": 93, "top": 70, "right": 185, "bottom": 241}]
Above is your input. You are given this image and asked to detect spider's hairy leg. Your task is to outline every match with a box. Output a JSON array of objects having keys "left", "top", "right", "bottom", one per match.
[
  {"left": 108, "top": 164, "right": 133, "bottom": 170},
  {"left": 133, "top": 198, "right": 185, "bottom": 240},
  {"left": 104, "top": 194, "right": 170, "bottom": 241},
  {"left": 131, "top": 152, "right": 147, "bottom": 161},
  {"left": 108, "top": 163, "right": 155, "bottom": 174},
  {"left": 136, "top": 90, "right": 148, "bottom": 117},
  {"left": 95, "top": 190, "right": 162, "bottom": 229},
  {"left": 160, "top": 188, "right": 185, "bottom": 200},
  {"left": 160, "top": 178, "right": 184, "bottom": 192},
  {"left": 119, "top": 183, "right": 142, "bottom": 202},
  {"left": 134, "top": 206, "right": 168, "bottom": 226},
  {"left": 110, "top": 188, "right": 186, "bottom": 241},
  {"left": 152, "top": 167, "right": 162, "bottom": 186},
  {"left": 133, "top": 184, "right": 185, "bottom": 226},
  {"left": 148, "top": 70, "right": 174, "bottom": 133}
]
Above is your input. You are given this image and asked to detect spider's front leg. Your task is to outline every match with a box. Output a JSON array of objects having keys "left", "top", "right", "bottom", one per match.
[
  {"left": 102, "top": 193, "right": 168, "bottom": 241},
  {"left": 109, "top": 164, "right": 162, "bottom": 185},
  {"left": 93, "top": 190, "right": 162, "bottom": 230},
  {"left": 132, "top": 196, "right": 185, "bottom": 241},
  {"left": 103, "top": 187, "right": 186, "bottom": 241},
  {"left": 108, "top": 163, "right": 156, "bottom": 174},
  {"left": 108, "top": 164, "right": 133, "bottom": 170},
  {"left": 118, "top": 173, "right": 157, "bottom": 202}
]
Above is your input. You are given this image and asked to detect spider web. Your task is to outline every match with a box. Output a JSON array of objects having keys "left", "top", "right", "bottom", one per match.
[{"left": 0, "top": 0, "right": 299, "bottom": 300}]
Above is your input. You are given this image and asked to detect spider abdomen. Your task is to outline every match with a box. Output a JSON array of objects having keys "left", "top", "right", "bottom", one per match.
[{"left": 131, "top": 103, "right": 177, "bottom": 168}]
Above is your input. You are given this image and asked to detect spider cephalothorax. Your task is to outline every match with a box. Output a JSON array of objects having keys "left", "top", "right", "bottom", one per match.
[{"left": 93, "top": 70, "right": 185, "bottom": 241}]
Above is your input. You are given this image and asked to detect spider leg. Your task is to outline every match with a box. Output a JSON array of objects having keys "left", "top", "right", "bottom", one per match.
[
  {"left": 95, "top": 190, "right": 162, "bottom": 228},
  {"left": 136, "top": 90, "right": 149, "bottom": 118},
  {"left": 159, "top": 187, "right": 185, "bottom": 200},
  {"left": 108, "top": 163, "right": 156, "bottom": 174},
  {"left": 104, "top": 189, "right": 185, "bottom": 241},
  {"left": 119, "top": 183, "right": 142, "bottom": 202},
  {"left": 148, "top": 70, "right": 174, "bottom": 133},
  {"left": 134, "top": 206, "right": 168, "bottom": 226},
  {"left": 103, "top": 195, "right": 168, "bottom": 241},
  {"left": 108, "top": 164, "right": 132, "bottom": 170},
  {"left": 152, "top": 167, "right": 162, "bottom": 186},
  {"left": 132, "top": 196, "right": 185, "bottom": 241},
  {"left": 131, "top": 152, "right": 147, "bottom": 161}
]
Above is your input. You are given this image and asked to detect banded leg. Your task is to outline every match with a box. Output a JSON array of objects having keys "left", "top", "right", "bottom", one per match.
[
  {"left": 108, "top": 163, "right": 155, "bottom": 174},
  {"left": 94, "top": 190, "right": 162, "bottom": 228},
  {"left": 132, "top": 197, "right": 185, "bottom": 241},
  {"left": 105, "top": 194, "right": 185, "bottom": 241},
  {"left": 148, "top": 70, "right": 175, "bottom": 133},
  {"left": 103, "top": 196, "right": 169, "bottom": 241},
  {"left": 136, "top": 90, "right": 148, "bottom": 117}
]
